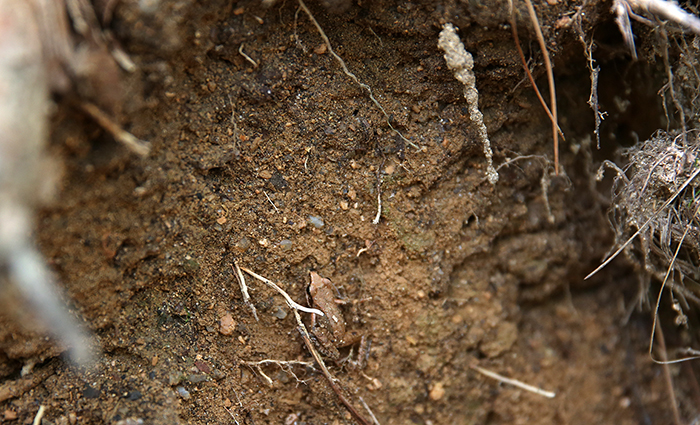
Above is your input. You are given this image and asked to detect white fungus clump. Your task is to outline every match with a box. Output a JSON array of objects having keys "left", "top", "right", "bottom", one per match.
[{"left": 438, "top": 23, "right": 498, "bottom": 184}]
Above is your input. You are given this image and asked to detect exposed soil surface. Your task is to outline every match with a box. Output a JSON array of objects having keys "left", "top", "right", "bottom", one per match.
[{"left": 0, "top": 1, "right": 694, "bottom": 424}]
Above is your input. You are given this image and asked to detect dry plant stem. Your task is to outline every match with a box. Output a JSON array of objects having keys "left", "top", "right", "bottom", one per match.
[
  {"left": 649, "top": 226, "right": 700, "bottom": 364},
  {"left": 223, "top": 406, "right": 241, "bottom": 425},
  {"left": 660, "top": 28, "right": 686, "bottom": 138},
  {"left": 238, "top": 44, "right": 258, "bottom": 68},
  {"left": 471, "top": 364, "right": 556, "bottom": 398},
  {"left": 523, "top": 0, "right": 559, "bottom": 175},
  {"left": 243, "top": 359, "right": 314, "bottom": 386},
  {"left": 31, "top": 405, "right": 46, "bottom": 425},
  {"left": 585, "top": 163, "right": 700, "bottom": 279},
  {"left": 507, "top": 0, "right": 564, "bottom": 141},
  {"left": 614, "top": 0, "right": 700, "bottom": 57},
  {"left": 297, "top": 0, "right": 418, "bottom": 150},
  {"left": 232, "top": 262, "right": 258, "bottom": 321},
  {"left": 239, "top": 267, "right": 323, "bottom": 316},
  {"left": 79, "top": 102, "right": 150, "bottom": 157},
  {"left": 291, "top": 306, "right": 373, "bottom": 425},
  {"left": 654, "top": 324, "right": 682, "bottom": 425},
  {"left": 573, "top": 17, "right": 605, "bottom": 149},
  {"left": 263, "top": 190, "right": 279, "bottom": 213},
  {"left": 239, "top": 267, "right": 372, "bottom": 425},
  {"left": 359, "top": 396, "right": 381, "bottom": 425},
  {"left": 438, "top": 23, "right": 498, "bottom": 184}
]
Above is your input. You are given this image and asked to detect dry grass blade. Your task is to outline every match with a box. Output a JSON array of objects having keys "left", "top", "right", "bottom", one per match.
[
  {"left": 653, "top": 324, "right": 683, "bottom": 425},
  {"left": 649, "top": 226, "right": 700, "bottom": 364},
  {"left": 523, "top": 0, "right": 560, "bottom": 175},
  {"left": 471, "top": 364, "right": 556, "bottom": 398},
  {"left": 507, "top": 0, "right": 564, "bottom": 142}
]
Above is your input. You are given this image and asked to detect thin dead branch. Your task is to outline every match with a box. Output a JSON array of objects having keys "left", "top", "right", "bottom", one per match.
[
  {"left": 239, "top": 267, "right": 323, "bottom": 316},
  {"left": 507, "top": 1, "right": 565, "bottom": 142},
  {"left": 240, "top": 267, "right": 373, "bottom": 425},
  {"left": 232, "top": 261, "right": 258, "bottom": 321},
  {"left": 471, "top": 364, "right": 556, "bottom": 399},
  {"left": 243, "top": 359, "right": 315, "bottom": 386},
  {"left": 79, "top": 102, "right": 150, "bottom": 157}
]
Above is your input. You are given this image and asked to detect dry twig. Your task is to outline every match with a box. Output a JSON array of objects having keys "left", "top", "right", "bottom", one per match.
[
  {"left": 523, "top": 0, "right": 560, "bottom": 175},
  {"left": 239, "top": 267, "right": 323, "bottom": 316},
  {"left": 240, "top": 267, "right": 373, "bottom": 425},
  {"left": 79, "top": 102, "right": 150, "bottom": 157},
  {"left": 471, "top": 364, "right": 556, "bottom": 398},
  {"left": 243, "top": 359, "right": 315, "bottom": 386},
  {"left": 507, "top": 0, "right": 564, "bottom": 142},
  {"left": 232, "top": 261, "right": 258, "bottom": 321}
]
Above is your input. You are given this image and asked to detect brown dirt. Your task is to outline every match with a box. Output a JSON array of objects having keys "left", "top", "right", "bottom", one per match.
[{"left": 0, "top": 1, "right": 694, "bottom": 424}]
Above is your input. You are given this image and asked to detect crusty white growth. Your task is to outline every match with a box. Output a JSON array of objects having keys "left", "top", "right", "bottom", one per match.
[{"left": 438, "top": 23, "right": 498, "bottom": 184}]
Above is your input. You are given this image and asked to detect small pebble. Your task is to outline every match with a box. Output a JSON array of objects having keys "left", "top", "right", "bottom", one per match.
[
  {"left": 429, "top": 382, "right": 445, "bottom": 401},
  {"left": 188, "top": 374, "right": 207, "bottom": 383},
  {"left": 279, "top": 239, "right": 292, "bottom": 251},
  {"left": 233, "top": 237, "right": 250, "bottom": 252},
  {"left": 308, "top": 215, "right": 324, "bottom": 228},
  {"left": 82, "top": 385, "right": 100, "bottom": 399},
  {"left": 219, "top": 313, "right": 236, "bottom": 335},
  {"left": 314, "top": 43, "right": 328, "bottom": 55},
  {"left": 272, "top": 306, "right": 287, "bottom": 320},
  {"left": 176, "top": 386, "right": 191, "bottom": 400},
  {"left": 195, "top": 360, "right": 210, "bottom": 373}
]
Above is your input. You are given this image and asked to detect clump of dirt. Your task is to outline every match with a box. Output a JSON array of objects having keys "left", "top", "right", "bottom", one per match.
[{"left": 0, "top": 1, "right": 693, "bottom": 424}]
